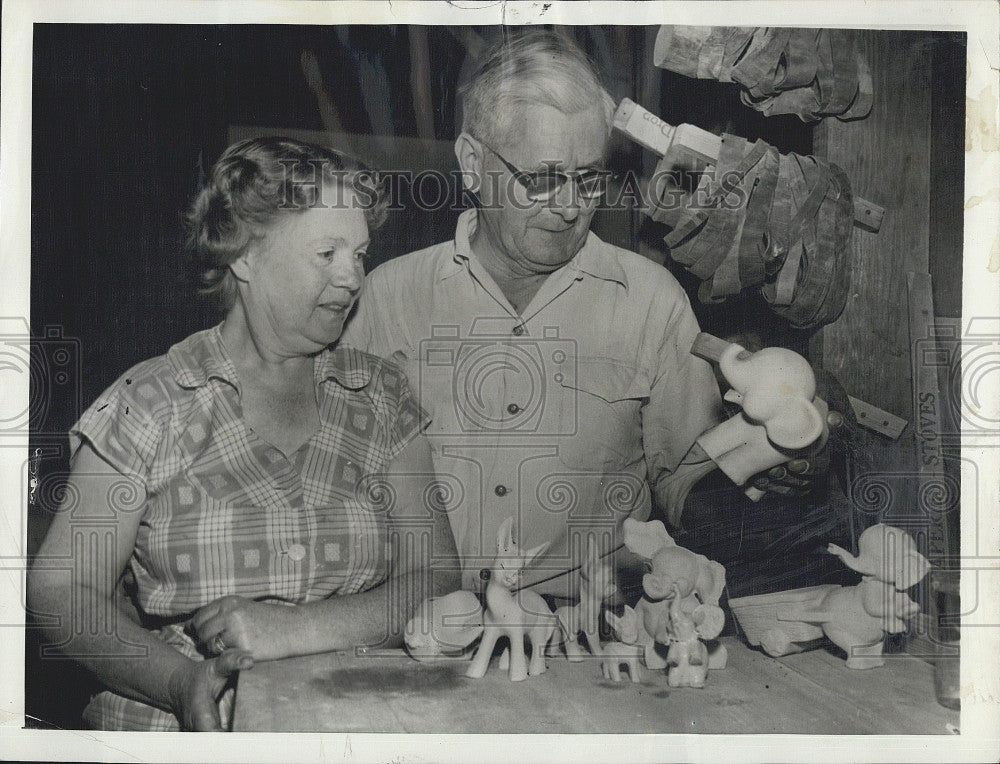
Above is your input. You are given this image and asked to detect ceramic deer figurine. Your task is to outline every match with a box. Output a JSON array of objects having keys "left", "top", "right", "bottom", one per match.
[
  {"left": 550, "top": 537, "right": 617, "bottom": 667},
  {"left": 465, "top": 517, "right": 557, "bottom": 682},
  {"left": 602, "top": 605, "right": 643, "bottom": 683}
]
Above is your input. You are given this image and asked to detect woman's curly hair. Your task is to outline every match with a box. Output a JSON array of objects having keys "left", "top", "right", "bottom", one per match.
[{"left": 185, "top": 136, "right": 387, "bottom": 310}]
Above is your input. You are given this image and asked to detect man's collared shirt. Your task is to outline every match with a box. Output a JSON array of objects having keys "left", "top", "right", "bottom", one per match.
[{"left": 342, "top": 209, "right": 722, "bottom": 595}]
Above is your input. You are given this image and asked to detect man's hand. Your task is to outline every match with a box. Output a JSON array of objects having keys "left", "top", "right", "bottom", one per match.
[
  {"left": 188, "top": 595, "right": 298, "bottom": 662},
  {"left": 167, "top": 650, "right": 252, "bottom": 731}
]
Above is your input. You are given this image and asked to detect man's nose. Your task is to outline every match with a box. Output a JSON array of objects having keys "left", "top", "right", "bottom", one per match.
[{"left": 545, "top": 180, "right": 583, "bottom": 221}]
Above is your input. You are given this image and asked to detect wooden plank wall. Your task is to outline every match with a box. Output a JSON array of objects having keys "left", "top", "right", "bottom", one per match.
[{"left": 813, "top": 31, "right": 933, "bottom": 525}]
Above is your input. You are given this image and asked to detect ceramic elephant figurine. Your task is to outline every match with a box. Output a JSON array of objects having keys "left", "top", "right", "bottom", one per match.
[
  {"left": 827, "top": 524, "right": 931, "bottom": 589},
  {"left": 623, "top": 519, "right": 728, "bottom": 676},
  {"left": 783, "top": 578, "right": 922, "bottom": 669},
  {"left": 602, "top": 605, "right": 644, "bottom": 683},
  {"left": 782, "top": 524, "right": 930, "bottom": 669},
  {"left": 695, "top": 342, "right": 829, "bottom": 489},
  {"left": 665, "top": 583, "right": 715, "bottom": 688}
]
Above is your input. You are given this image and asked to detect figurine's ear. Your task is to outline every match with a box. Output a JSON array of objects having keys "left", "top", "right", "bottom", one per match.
[
  {"left": 523, "top": 541, "right": 550, "bottom": 569},
  {"left": 622, "top": 518, "right": 676, "bottom": 559},
  {"left": 765, "top": 398, "right": 824, "bottom": 450},
  {"left": 695, "top": 558, "right": 727, "bottom": 606},
  {"left": 604, "top": 609, "right": 621, "bottom": 631},
  {"left": 496, "top": 517, "right": 515, "bottom": 553},
  {"left": 692, "top": 604, "right": 725, "bottom": 640},
  {"left": 895, "top": 550, "right": 931, "bottom": 590}
]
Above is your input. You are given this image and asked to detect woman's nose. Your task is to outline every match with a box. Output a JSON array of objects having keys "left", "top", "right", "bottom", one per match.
[{"left": 330, "top": 252, "right": 363, "bottom": 292}]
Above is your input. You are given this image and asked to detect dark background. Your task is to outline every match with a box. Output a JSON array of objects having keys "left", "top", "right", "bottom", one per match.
[{"left": 26, "top": 25, "right": 965, "bottom": 728}]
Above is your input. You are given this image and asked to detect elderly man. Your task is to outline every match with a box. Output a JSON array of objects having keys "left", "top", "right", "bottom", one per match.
[{"left": 343, "top": 31, "right": 822, "bottom": 597}]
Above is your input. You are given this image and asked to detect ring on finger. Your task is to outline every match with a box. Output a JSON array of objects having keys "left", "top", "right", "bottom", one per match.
[{"left": 211, "top": 634, "right": 227, "bottom": 654}]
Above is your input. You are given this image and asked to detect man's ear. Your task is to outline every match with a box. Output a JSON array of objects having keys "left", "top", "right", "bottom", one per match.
[{"left": 454, "top": 132, "right": 485, "bottom": 193}]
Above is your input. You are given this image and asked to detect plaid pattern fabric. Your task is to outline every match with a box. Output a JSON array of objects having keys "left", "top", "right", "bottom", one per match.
[{"left": 72, "top": 324, "right": 427, "bottom": 730}]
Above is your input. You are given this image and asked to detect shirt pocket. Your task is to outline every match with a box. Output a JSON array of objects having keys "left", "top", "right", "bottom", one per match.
[{"left": 555, "top": 357, "right": 648, "bottom": 471}]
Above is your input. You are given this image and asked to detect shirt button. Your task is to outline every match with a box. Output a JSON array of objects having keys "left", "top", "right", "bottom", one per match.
[
  {"left": 287, "top": 544, "right": 306, "bottom": 561},
  {"left": 512, "top": 324, "right": 525, "bottom": 336},
  {"left": 507, "top": 403, "right": 521, "bottom": 415},
  {"left": 494, "top": 484, "right": 508, "bottom": 497}
]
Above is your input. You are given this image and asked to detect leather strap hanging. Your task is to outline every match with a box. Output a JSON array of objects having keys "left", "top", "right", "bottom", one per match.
[
  {"left": 701, "top": 142, "right": 781, "bottom": 301},
  {"left": 735, "top": 144, "right": 781, "bottom": 290},
  {"left": 662, "top": 141, "right": 855, "bottom": 330},
  {"left": 656, "top": 25, "right": 873, "bottom": 123},
  {"left": 730, "top": 28, "right": 792, "bottom": 99},
  {"left": 663, "top": 135, "right": 770, "bottom": 280},
  {"left": 762, "top": 159, "right": 854, "bottom": 328}
]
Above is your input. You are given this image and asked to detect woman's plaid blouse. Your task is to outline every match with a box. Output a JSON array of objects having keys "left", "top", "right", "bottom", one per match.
[{"left": 72, "top": 324, "right": 427, "bottom": 729}]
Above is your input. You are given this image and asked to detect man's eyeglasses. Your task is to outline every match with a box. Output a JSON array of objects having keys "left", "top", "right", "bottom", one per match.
[{"left": 476, "top": 138, "right": 613, "bottom": 202}]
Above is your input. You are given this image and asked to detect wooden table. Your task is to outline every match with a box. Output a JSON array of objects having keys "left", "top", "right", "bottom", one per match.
[{"left": 233, "top": 637, "right": 958, "bottom": 734}]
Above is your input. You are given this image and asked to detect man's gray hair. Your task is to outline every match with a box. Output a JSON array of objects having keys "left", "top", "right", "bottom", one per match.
[{"left": 458, "top": 30, "right": 616, "bottom": 148}]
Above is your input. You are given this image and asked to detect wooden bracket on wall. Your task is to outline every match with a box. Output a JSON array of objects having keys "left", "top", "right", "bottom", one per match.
[{"left": 614, "top": 98, "right": 885, "bottom": 233}]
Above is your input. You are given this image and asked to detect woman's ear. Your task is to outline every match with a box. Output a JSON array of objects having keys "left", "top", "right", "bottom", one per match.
[
  {"left": 228, "top": 242, "right": 260, "bottom": 283},
  {"left": 454, "top": 132, "right": 485, "bottom": 193},
  {"left": 229, "top": 256, "right": 251, "bottom": 283}
]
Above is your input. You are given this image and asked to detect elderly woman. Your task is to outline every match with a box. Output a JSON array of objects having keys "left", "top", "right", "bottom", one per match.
[{"left": 28, "top": 137, "right": 459, "bottom": 731}]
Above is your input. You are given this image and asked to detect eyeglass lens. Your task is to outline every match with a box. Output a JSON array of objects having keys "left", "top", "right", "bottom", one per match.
[{"left": 522, "top": 172, "right": 610, "bottom": 200}]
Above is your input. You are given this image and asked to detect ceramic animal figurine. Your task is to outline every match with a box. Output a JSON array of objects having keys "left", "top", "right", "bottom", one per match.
[
  {"left": 728, "top": 585, "right": 839, "bottom": 657},
  {"left": 465, "top": 517, "right": 557, "bottom": 682},
  {"left": 549, "top": 537, "right": 617, "bottom": 669},
  {"left": 404, "top": 590, "right": 484, "bottom": 661},
  {"left": 781, "top": 524, "right": 931, "bottom": 669},
  {"left": 695, "top": 341, "right": 829, "bottom": 493},
  {"left": 623, "top": 518, "right": 728, "bottom": 676},
  {"left": 664, "top": 583, "right": 710, "bottom": 688},
  {"left": 602, "top": 605, "right": 643, "bottom": 683}
]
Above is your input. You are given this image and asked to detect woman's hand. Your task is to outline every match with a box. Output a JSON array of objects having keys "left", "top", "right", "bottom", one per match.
[
  {"left": 189, "top": 595, "right": 299, "bottom": 661},
  {"left": 167, "top": 649, "right": 253, "bottom": 731}
]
